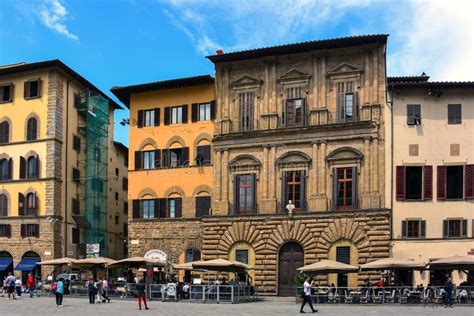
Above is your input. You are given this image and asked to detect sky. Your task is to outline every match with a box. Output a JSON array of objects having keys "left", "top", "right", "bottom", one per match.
[{"left": 1, "top": 0, "right": 473, "bottom": 146}]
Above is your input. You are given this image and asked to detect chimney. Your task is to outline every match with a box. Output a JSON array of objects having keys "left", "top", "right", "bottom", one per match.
[{"left": 216, "top": 49, "right": 224, "bottom": 55}]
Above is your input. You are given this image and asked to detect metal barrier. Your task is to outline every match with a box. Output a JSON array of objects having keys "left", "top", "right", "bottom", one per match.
[
  {"left": 296, "top": 286, "right": 474, "bottom": 305},
  {"left": 187, "top": 285, "right": 258, "bottom": 304}
]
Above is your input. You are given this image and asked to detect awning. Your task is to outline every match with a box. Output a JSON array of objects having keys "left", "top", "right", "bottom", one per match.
[
  {"left": 15, "top": 258, "right": 40, "bottom": 271},
  {"left": 0, "top": 257, "right": 13, "bottom": 271},
  {"left": 72, "top": 214, "right": 90, "bottom": 227}
]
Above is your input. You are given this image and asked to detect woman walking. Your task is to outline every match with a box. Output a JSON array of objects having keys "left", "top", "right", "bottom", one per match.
[
  {"left": 136, "top": 279, "right": 149, "bottom": 310},
  {"left": 26, "top": 273, "right": 35, "bottom": 298},
  {"left": 55, "top": 278, "right": 64, "bottom": 306}
]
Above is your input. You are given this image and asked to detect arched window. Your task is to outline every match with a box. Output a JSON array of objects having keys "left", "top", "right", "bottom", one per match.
[
  {"left": 0, "top": 158, "right": 11, "bottom": 180},
  {"left": 0, "top": 121, "right": 9, "bottom": 143},
  {"left": 26, "top": 192, "right": 37, "bottom": 216},
  {"left": 0, "top": 194, "right": 8, "bottom": 216},
  {"left": 26, "top": 117, "right": 38, "bottom": 141},
  {"left": 27, "top": 156, "right": 38, "bottom": 179},
  {"left": 184, "top": 248, "right": 201, "bottom": 263}
]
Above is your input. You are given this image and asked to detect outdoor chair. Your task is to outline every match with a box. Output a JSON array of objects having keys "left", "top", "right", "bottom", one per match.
[
  {"left": 359, "top": 290, "right": 370, "bottom": 304},
  {"left": 327, "top": 292, "right": 339, "bottom": 303},
  {"left": 373, "top": 292, "right": 383, "bottom": 304},
  {"left": 385, "top": 290, "right": 397, "bottom": 303},
  {"left": 344, "top": 290, "right": 353, "bottom": 304}
]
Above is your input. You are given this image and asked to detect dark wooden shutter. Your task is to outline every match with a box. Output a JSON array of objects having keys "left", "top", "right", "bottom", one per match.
[
  {"left": 132, "top": 200, "right": 140, "bottom": 219},
  {"left": 420, "top": 220, "right": 426, "bottom": 238},
  {"left": 20, "top": 157, "right": 26, "bottom": 179},
  {"left": 175, "top": 198, "right": 182, "bottom": 218},
  {"left": 164, "top": 107, "right": 170, "bottom": 125},
  {"left": 437, "top": 166, "right": 447, "bottom": 200},
  {"left": 195, "top": 196, "right": 210, "bottom": 217},
  {"left": 35, "top": 155, "right": 39, "bottom": 178},
  {"left": 8, "top": 158, "right": 12, "bottom": 180},
  {"left": 472, "top": 219, "right": 474, "bottom": 239},
  {"left": 162, "top": 149, "right": 170, "bottom": 168},
  {"left": 407, "top": 105, "right": 414, "bottom": 125},
  {"left": 182, "top": 147, "right": 189, "bottom": 166},
  {"left": 337, "top": 92, "right": 344, "bottom": 122},
  {"left": 21, "top": 224, "right": 25, "bottom": 238},
  {"left": 233, "top": 175, "right": 240, "bottom": 215},
  {"left": 159, "top": 198, "right": 167, "bottom": 218},
  {"left": 352, "top": 166, "right": 358, "bottom": 209},
  {"left": 18, "top": 193, "right": 25, "bottom": 216},
  {"left": 465, "top": 164, "right": 474, "bottom": 199},
  {"left": 191, "top": 103, "right": 198, "bottom": 122},
  {"left": 396, "top": 166, "right": 406, "bottom": 200},
  {"left": 281, "top": 172, "right": 288, "bottom": 213},
  {"left": 300, "top": 170, "right": 307, "bottom": 212},
  {"left": 423, "top": 165, "right": 433, "bottom": 200},
  {"left": 6, "top": 224, "right": 11, "bottom": 238},
  {"left": 353, "top": 91, "right": 359, "bottom": 120},
  {"left": 137, "top": 110, "right": 144, "bottom": 128},
  {"left": 196, "top": 145, "right": 211, "bottom": 165},
  {"left": 332, "top": 168, "right": 338, "bottom": 210},
  {"left": 154, "top": 149, "right": 161, "bottom": 168},
  {"left": 154, "top": 199, "right": 160, "bottom": 219},
  {"left": 210, "top": 100, "right": 216, "bottom": 119},
  {"left": 182, "top": 104, "right": 188, "bottom": 123},
  {"left": 24, "top": 81, "right": 30, "bottom": 98},
  {"left": 34, "top": 224, "right": 39, "bottom": 238},
  {"left": 443, "top": 220, "right": 448, "bottom": 237},
  {"left": 154, "top": 108, "right": 160, "bottom": 126},
  {"left": 461, "top": 219, "right": 468, "bottom": 237},
  {"left": 401, "top": 220, "right": 407, "bottom": 238},
  {"left": 134, "top": 151, "right": 142, "bottom": 170},
  {"left": 251, "top": 173, "right": 257, "bottom": 213}
]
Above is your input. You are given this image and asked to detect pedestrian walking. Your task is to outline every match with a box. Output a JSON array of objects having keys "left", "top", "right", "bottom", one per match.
[
  {"left": 26, "top": 273, "right": 35, "bottom": 298},
  {"left": 6, "top": 272, "right": 16, "bottom": 300},
  {"left": 136, "top": 279, "right": 149, "bottom": 310},
  {"left": 55, "top": 278, "right": 64, "bottom": 306},
  {"left": 100, "top": 278, "right": 110, "bottom": 303},
  {"left": 15, "top": 278, "right": 22, "bottom": 297},
  {"left": 1, "top": 276, "right": 7, "bottom": 297},
  {"left": 300, "top": 276, "right": 317, "bottom": 313},
  {"left": 87, "top": 278, "right": 97, "bottom": 304},
  {"left": 443, "top": 277, "right": 454, "bottom": 308}
]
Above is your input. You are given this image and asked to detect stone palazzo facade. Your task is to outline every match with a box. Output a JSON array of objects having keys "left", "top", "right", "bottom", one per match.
[{"left": 127, "top": 35, "right": 392, "bottom": 295}]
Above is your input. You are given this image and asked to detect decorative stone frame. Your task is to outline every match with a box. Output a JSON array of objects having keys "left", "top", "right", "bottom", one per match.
[
  {"left": 0, "top": 189, "right": 11, "bottom": 216},
  {"left": 166, "top": 135, "right": 186, "bottom": 149},
  {"left": 326, "top": 147, "right": 364, "bottom": 168},
  {"left": 139, "top": 138, "right": 158, "bottom": 151},
  {"left": 137, "top": 188, "right": 157, "bottom": 199},
  {"left": 229, "top": 154, "right": 262, "bottom": 173},
  {"left": 0, "top": 117, "right": 12, "bottom": 143},
  {"left": 165, "top": 186, "right": 185, "bottom": 198},
  {"left": 24, "top": 113, "right": 40, "bottom": 141}
]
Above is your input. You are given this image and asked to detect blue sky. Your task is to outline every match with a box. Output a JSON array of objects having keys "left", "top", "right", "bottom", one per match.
[{"left": 1, "top": 0, "right": 472, "bottom": 146}]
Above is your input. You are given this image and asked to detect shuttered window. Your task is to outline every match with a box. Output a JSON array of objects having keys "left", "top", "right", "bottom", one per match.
[
  {"left": 0, "top": 224, "right": 11, "bottom": 238},
  {"left": 132, "top": 198, "right": 181, "bottom": 219},
  {"left": 195, "top": 196, "right": 211, "bottom": 217},
  {"left": 407, "top": 104, "right": 421, "bottom": 125},
  {"left": 26, "top": 117, "right": 37, "bottom": 141},
  {"left": 163, "top": 148, "right": 189, "bottom": 168},
  {"left": 72, "top": 228, "right": 80, "bottom": 244},
  {"left": 72, "top": 168, "right": 80, "bottom": 183},
  {"left": 239, "top": 92, "right": 254, "bottom": 132},
  {"left": 0, "top": 121, "right": 9, "bottom": 143},
  {"left": 401, "top": 220, "right": 426, "bottom": 239},
  {"left": 192, "top": 101, "right": 216, "bottom": 122},
  {"left": 24, "top": 79, "right": 41, "bottom": 99},
  {"left": 137, "top": 109, "right": 160, "bottom": 128},
  {"left": 72, "top": 198, "right": 80, "bottom": 214},
  {"left": 21, "top": 224, "right": 39, "bottom": 238},
  {"left": 396, "top": 166, "right": 432, "bottom": 201},
  {"left": 0, "top": 194, "right": 7, "bottom": 216},
  {"left": 447, "top": 104, "right": 462, "bottom": 125},
  {"left": 336, "top": 82, "right": 358, "bottom": 123},
  {"left": 196, "top": 145, "right": 211, "bottom": 166},
  {"left": 0, "top": 84, "right": 13, "bottom": 103},
  {"left": 73, "top": 135, "right": 81, "bottom": 151},
  {"left": 443, "top": 219, "right": 468, "bottom": 238},
  {"left": 27, "top": 156, "right": 39, "bottom": 179},
  {"left": 438, "top": 165, "right": 474, "bottom": 200},
  {"left": 0, "top": 158, "right": 11, "bottom": 180}
]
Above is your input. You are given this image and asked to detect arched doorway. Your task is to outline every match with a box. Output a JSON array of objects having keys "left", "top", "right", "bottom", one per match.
[
  {"left": 15, "top": 251, "right": 41, "bottom": 282},
  {"left": 0, "top": 251, "right": 13, "bottom": 280},
  {"left": 278, "top": 242, "right": 304, "bottom": 296}
]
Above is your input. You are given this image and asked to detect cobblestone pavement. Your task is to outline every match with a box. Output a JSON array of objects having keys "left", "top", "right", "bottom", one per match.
[{"left": 1, "top": 296, "right": 473, "bottom": 316}]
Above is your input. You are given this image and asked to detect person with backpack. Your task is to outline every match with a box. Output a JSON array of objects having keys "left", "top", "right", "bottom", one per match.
[
  {"left": 55, "top": 278, "right": 64, "bottom": 306},
  {"left": 6, "top": 272, "right": 16, "bottom": 300},
  {"left": 87, "top": 277, "right": 97, "bottom": 304}
]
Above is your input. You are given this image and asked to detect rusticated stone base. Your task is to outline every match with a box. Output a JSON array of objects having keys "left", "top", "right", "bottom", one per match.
[{"left": 128, "top": 209, "right": 391, "bottom": 295}]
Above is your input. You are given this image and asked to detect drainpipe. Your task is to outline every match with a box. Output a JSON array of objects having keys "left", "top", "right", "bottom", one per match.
[{"left": 64, "top": 79, "right": 72, "bottom": 258}]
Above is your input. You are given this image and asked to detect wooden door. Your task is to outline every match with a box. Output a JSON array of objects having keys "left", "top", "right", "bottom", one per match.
[{"left": 278, "top": 242, "right": 304, "bottom": 296}]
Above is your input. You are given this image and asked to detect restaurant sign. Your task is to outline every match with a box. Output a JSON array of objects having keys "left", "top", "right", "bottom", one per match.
[{"left": 144, "top": 249, "right": 167, "bottom": 261}]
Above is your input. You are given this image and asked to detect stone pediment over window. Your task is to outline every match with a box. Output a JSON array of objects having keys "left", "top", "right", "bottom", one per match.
[
  {"left": 276, "top": 151, "right": 311, "bottom": 167},
  {"left": 327, "top": 63, "right": 363, "bottom": 78},
  {"left": 229, "top": 154, "right": 261, "bottom": 171},
  {"left": 278, "top": 68, "right": 311, "bottom": 85},
  {"left": 231, "top": 75, "right": 263, "bottom": 90},
  {"left": 326, "top": 147, "right": 363, "bottom": 165}
]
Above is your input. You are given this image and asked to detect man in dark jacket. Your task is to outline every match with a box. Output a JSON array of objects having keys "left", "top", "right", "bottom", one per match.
[
  {"left": 443, "top": 277, "right": 454, "bottom": 308},
  {"left": 87, "top": 278, "right": 97, "bottom": 304}
]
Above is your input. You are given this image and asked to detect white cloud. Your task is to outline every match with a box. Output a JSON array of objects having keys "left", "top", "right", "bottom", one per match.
[
  {"left": 39, "top": 0, "right": 78, "bottom": 41},
  {"left": 387, "top": 0, "right": 474, "bottom": 81},
  {"left": 163, "top": 0, "right": 473, "bottom": 81}
]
